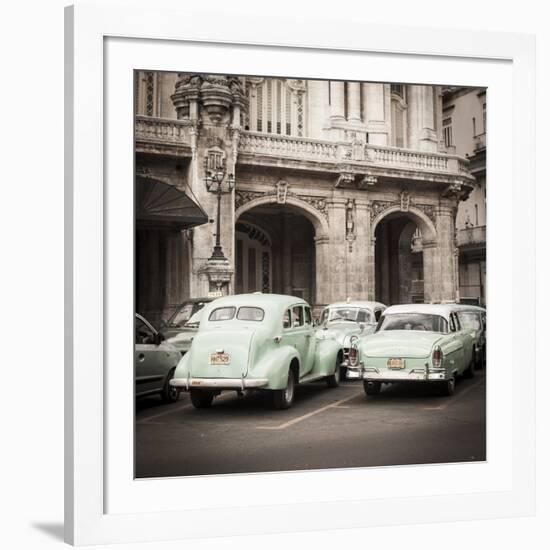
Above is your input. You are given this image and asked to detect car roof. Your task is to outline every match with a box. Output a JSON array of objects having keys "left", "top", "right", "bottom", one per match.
[
  {"left": 324, "top": 301, "right": 386, "bottom": 310},
  {"left": 452, "top": 304, "right": 486, "bottom": 312},
  {"left": 205, "top": 293, "right": 308, "bottom": 310},
  {"left": 179, "top": 297, "right": 213, "bottom": 304},
  {"left": 382, "top": 303, "right": 465, "bottom": 320}
]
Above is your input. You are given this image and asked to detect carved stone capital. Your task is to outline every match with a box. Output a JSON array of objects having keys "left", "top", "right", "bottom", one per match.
[
  {"left": 335, "top": 172, "right": 355, "bottom": 188},
  {"left": 358, "top": 175, "right": 377, "bottom": 188}
]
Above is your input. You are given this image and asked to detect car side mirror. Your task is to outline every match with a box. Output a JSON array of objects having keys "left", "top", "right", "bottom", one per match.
[{"left": 154, "top": 332, "right": 165, "bottom": 345}]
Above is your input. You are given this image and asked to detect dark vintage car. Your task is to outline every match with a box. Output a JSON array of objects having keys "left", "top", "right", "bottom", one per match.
[
  {"left": 161, "top": 298, "right": 214, "bottom": 354},
  {"left": 135, "top": 313, "right": 181, "bottom": 402}
]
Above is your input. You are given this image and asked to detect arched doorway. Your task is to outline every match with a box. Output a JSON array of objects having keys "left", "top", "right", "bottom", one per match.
[
  {"left": 373, "top": 208, "right": 436, "bottom": 305},
  {"left": 235, "top": 203, "right": 317, "bottom": 304},
  {"left": 235, "top": 222, "right": 272, "bottom": 294}
]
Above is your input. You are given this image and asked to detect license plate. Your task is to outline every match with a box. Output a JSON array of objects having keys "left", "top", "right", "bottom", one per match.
[
  {"left": 209, "top": 352, "right": 231, "bottom": 365},
  {"left": 387, "top": 358, "right": 405, "bottom": 369}
]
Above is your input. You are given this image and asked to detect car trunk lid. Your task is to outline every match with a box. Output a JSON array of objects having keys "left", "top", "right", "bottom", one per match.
[
  {"left": 189, "top": 326, "right": 255, "bottom": 379},
  {"left": 363, "top": 330, "right": 442, "bottom": 359}
]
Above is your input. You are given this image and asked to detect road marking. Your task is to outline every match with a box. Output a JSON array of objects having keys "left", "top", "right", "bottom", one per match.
[
  {"left": 424, "top": 377, "right": 485, "bottom": 411},
  {"left": 256, "top": 393, "right": 361, "bottom": 430},
  {"left": 136, "top": 401, "right": 193, "bottom": 423},
  {"left": 136, "top": 392, "right": 235, "bottom": 423}
]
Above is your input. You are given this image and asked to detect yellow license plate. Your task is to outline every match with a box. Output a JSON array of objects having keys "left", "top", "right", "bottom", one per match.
[
  {"left": 387, "top": 358, "right": 405, "bottom": 369},
  {"left": 209, "top": 352, "right": 231, "bottom": 365}
]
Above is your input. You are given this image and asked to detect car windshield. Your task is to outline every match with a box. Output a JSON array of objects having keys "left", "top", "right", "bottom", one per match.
[
  {"left": 184, "top": 309, "right": 203, "bottom": 327},
  {"left": 168, "top": 301, "right": 207, "bottom": 327},
  {"left": 377, "top": 313, "right": 449, "bottom": 333},
  {"left": 457, "top": 311, "right": 481, "bottom": 330},
  {"left": 322, "top": 307, "right": 371, "bottom": 323}
]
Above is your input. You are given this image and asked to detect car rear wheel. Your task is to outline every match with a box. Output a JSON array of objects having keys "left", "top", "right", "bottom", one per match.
[
  {"left": 189, "top": 389, "right": 215, "bottom": 409},
  {"left": 161, "top": 368, "right": 180, "bottom": 403},
  {"left": 326, "top": 356, "right": 341, "bottom": 388},
  {"left": 363, "top": 381, "right": 381, "bottom": 396},
  {"left": 440, "top": 375, "right": 456, "bottom": 396},
  {"left": 273, "top": 370, "right": 295, "bottom": 410}
]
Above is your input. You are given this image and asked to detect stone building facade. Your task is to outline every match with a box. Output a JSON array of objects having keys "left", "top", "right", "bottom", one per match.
[
  {"left": 135, "top": 72, "right": 476, "bottom": 319},
  {"left": 442, "top": 87, "right": 487, "bottom": 306}
]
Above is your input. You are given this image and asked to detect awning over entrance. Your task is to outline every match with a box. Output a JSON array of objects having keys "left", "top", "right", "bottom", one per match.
[{"left": 136, "top": 176, "right": 208, "bottom": 230}]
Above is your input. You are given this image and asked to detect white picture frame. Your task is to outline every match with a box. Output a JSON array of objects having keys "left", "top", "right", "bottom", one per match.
[{"left": 65, "top": 0, "right": 536, "bottom": 545}]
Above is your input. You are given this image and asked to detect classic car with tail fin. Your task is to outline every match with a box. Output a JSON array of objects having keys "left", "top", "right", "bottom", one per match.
[
  {"left": 347, "top": 304, "right": 476, "bottom": 397},
  {"left": 316, "top": 300, "right": 386, "bottom": 377},
  {"left": 454, "top": 304, "right": 486, "bottom": 369},
  {"left": 170, "top": 293, "right": 343, "bottom": 409}
]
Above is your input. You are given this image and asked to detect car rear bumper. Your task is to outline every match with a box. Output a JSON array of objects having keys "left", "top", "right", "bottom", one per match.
[
  {"left": 170, "top": 377, "right": 269, "bottom": 390},
  {"left": 347, "top": 365, "right": 447, "bottom": 382}
]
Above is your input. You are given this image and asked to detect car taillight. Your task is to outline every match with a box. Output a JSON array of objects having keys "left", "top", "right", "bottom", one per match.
[
  {"left": 432, "top": 346, "right": 443, "bottom": 368},
  {"left": 349, "top": 336, "right": 359, "bottom": 366}
]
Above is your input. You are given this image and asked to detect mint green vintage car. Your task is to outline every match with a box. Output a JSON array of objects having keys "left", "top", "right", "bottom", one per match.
[
  {"left": 316, "top": 300, "right": 386, "bottom": 377},
  {"left": 347, "top": 304, "right": 476, "bottom": 397},
  {"left": 170, "top": 293, "right": 343, "bottom": 409}
]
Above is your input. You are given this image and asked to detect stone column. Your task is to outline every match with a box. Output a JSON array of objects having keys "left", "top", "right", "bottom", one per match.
[
  {"left": 326, "top": 198, "right": 348, "bottom": 303},
  {"left": 419, "top": 86, "right": 438, "bottom": 152},
  {"left": 314, "top": 235, "right": 331, "bottom": 307},
  {"left": 347, "top": 82, "right": 361, "bottom": 123},
  {"left": 422, "top": 241, "right": 438, "bottom": 303},
  {"left": 423, "top": 204, "right": 457, "bottom": 303},
  {"left": 407, "top": 85, "right": 438, "bottom": 152},
  {"left": 407, "top": 85, "right": 423, "bottom": 150},
  {"left": 363, "top": 83, "right": 388, "bottom": 145},
  {"left": 329, "top": 81, "right": 345, "bottom": 122},
  {"left": 346, "top": 198, "right": 370, "bottom": 299},
  {"left": 367, "top": 237, "right": 376, "bottom": 301},
  {"left": 435, "top": 205, "right": 456, "bottom": 302}
]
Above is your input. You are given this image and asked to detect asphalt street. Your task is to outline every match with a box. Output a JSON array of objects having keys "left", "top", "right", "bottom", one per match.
[{"left": 135, "top": 372, "right": 486, "bottom": 478}]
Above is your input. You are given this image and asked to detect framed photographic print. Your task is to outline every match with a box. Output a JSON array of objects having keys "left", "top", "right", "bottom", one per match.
[{"left": 65, "top": 0, "right": 535, "bottom": 545}]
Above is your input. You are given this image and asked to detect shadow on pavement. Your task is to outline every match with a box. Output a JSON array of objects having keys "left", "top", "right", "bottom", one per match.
[{"left": 31, "top": 522, "right": 64, "bottom": 542}]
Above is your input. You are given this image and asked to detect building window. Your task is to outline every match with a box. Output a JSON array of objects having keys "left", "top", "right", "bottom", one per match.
[
  {"left": 475, "top": 204, "right": 479, "bottom": 226},
  {"left": 248, "top": 78, "right": 305, "bottom": 137},
  {"left": 472, "top": 116, "right": 477, "bottom": 137},
  {"left": 391, "top": 84, "right": 405, "bottom": 98},
  {"left": 482, "top": 103, "right": 486, "bottom": 133},
  {"left": 443, "top": 117, "right": 453, "bottom": 147}
]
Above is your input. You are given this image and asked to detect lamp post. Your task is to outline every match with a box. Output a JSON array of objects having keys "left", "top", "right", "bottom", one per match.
[{"left": 204, "top": 155, "right": 235, "bottom": 261}]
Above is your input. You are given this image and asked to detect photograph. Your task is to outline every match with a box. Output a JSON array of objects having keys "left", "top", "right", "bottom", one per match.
[{"left": 134, "top": 71, "right": 487, "bottom": 478}]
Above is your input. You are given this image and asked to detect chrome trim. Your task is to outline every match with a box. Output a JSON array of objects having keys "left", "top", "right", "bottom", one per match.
[
  {"left": 171, "top": 377, "right": 269, "bottom": 389},
  {"left": 362, "top": 369, "right": 447, "bottom": 381}
]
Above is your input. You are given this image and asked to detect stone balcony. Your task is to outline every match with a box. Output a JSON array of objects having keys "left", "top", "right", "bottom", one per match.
[
  {"left": 135, "top": 116, "right": 194, "bottom": 158},
  {"left": 456, "top": 225, "right": 486, "bottom": 248},
  {"left": 238, "top": 131, "right": 471, "bottom": 180},
  {"left": 135, "top": 116, "right": 473, "bottom": 188}
]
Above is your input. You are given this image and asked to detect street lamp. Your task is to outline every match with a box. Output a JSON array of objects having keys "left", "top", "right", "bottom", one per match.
[{"left": 204, "top": 154, "right": 235, "bottom": 261}]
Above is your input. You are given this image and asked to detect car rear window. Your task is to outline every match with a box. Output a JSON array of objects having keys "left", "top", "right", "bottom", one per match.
[
  {"left": 377, "top": 313, "right": 449, "bottom": 333},
  {"left": 236, "top": 307, "right": 264, "bottom": 321},
  {"left": 208, "top": 307, "right": 236, "bottom": 321},
  {"left": 208, "top": 306, "right": 265, "bottom": 322}
]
